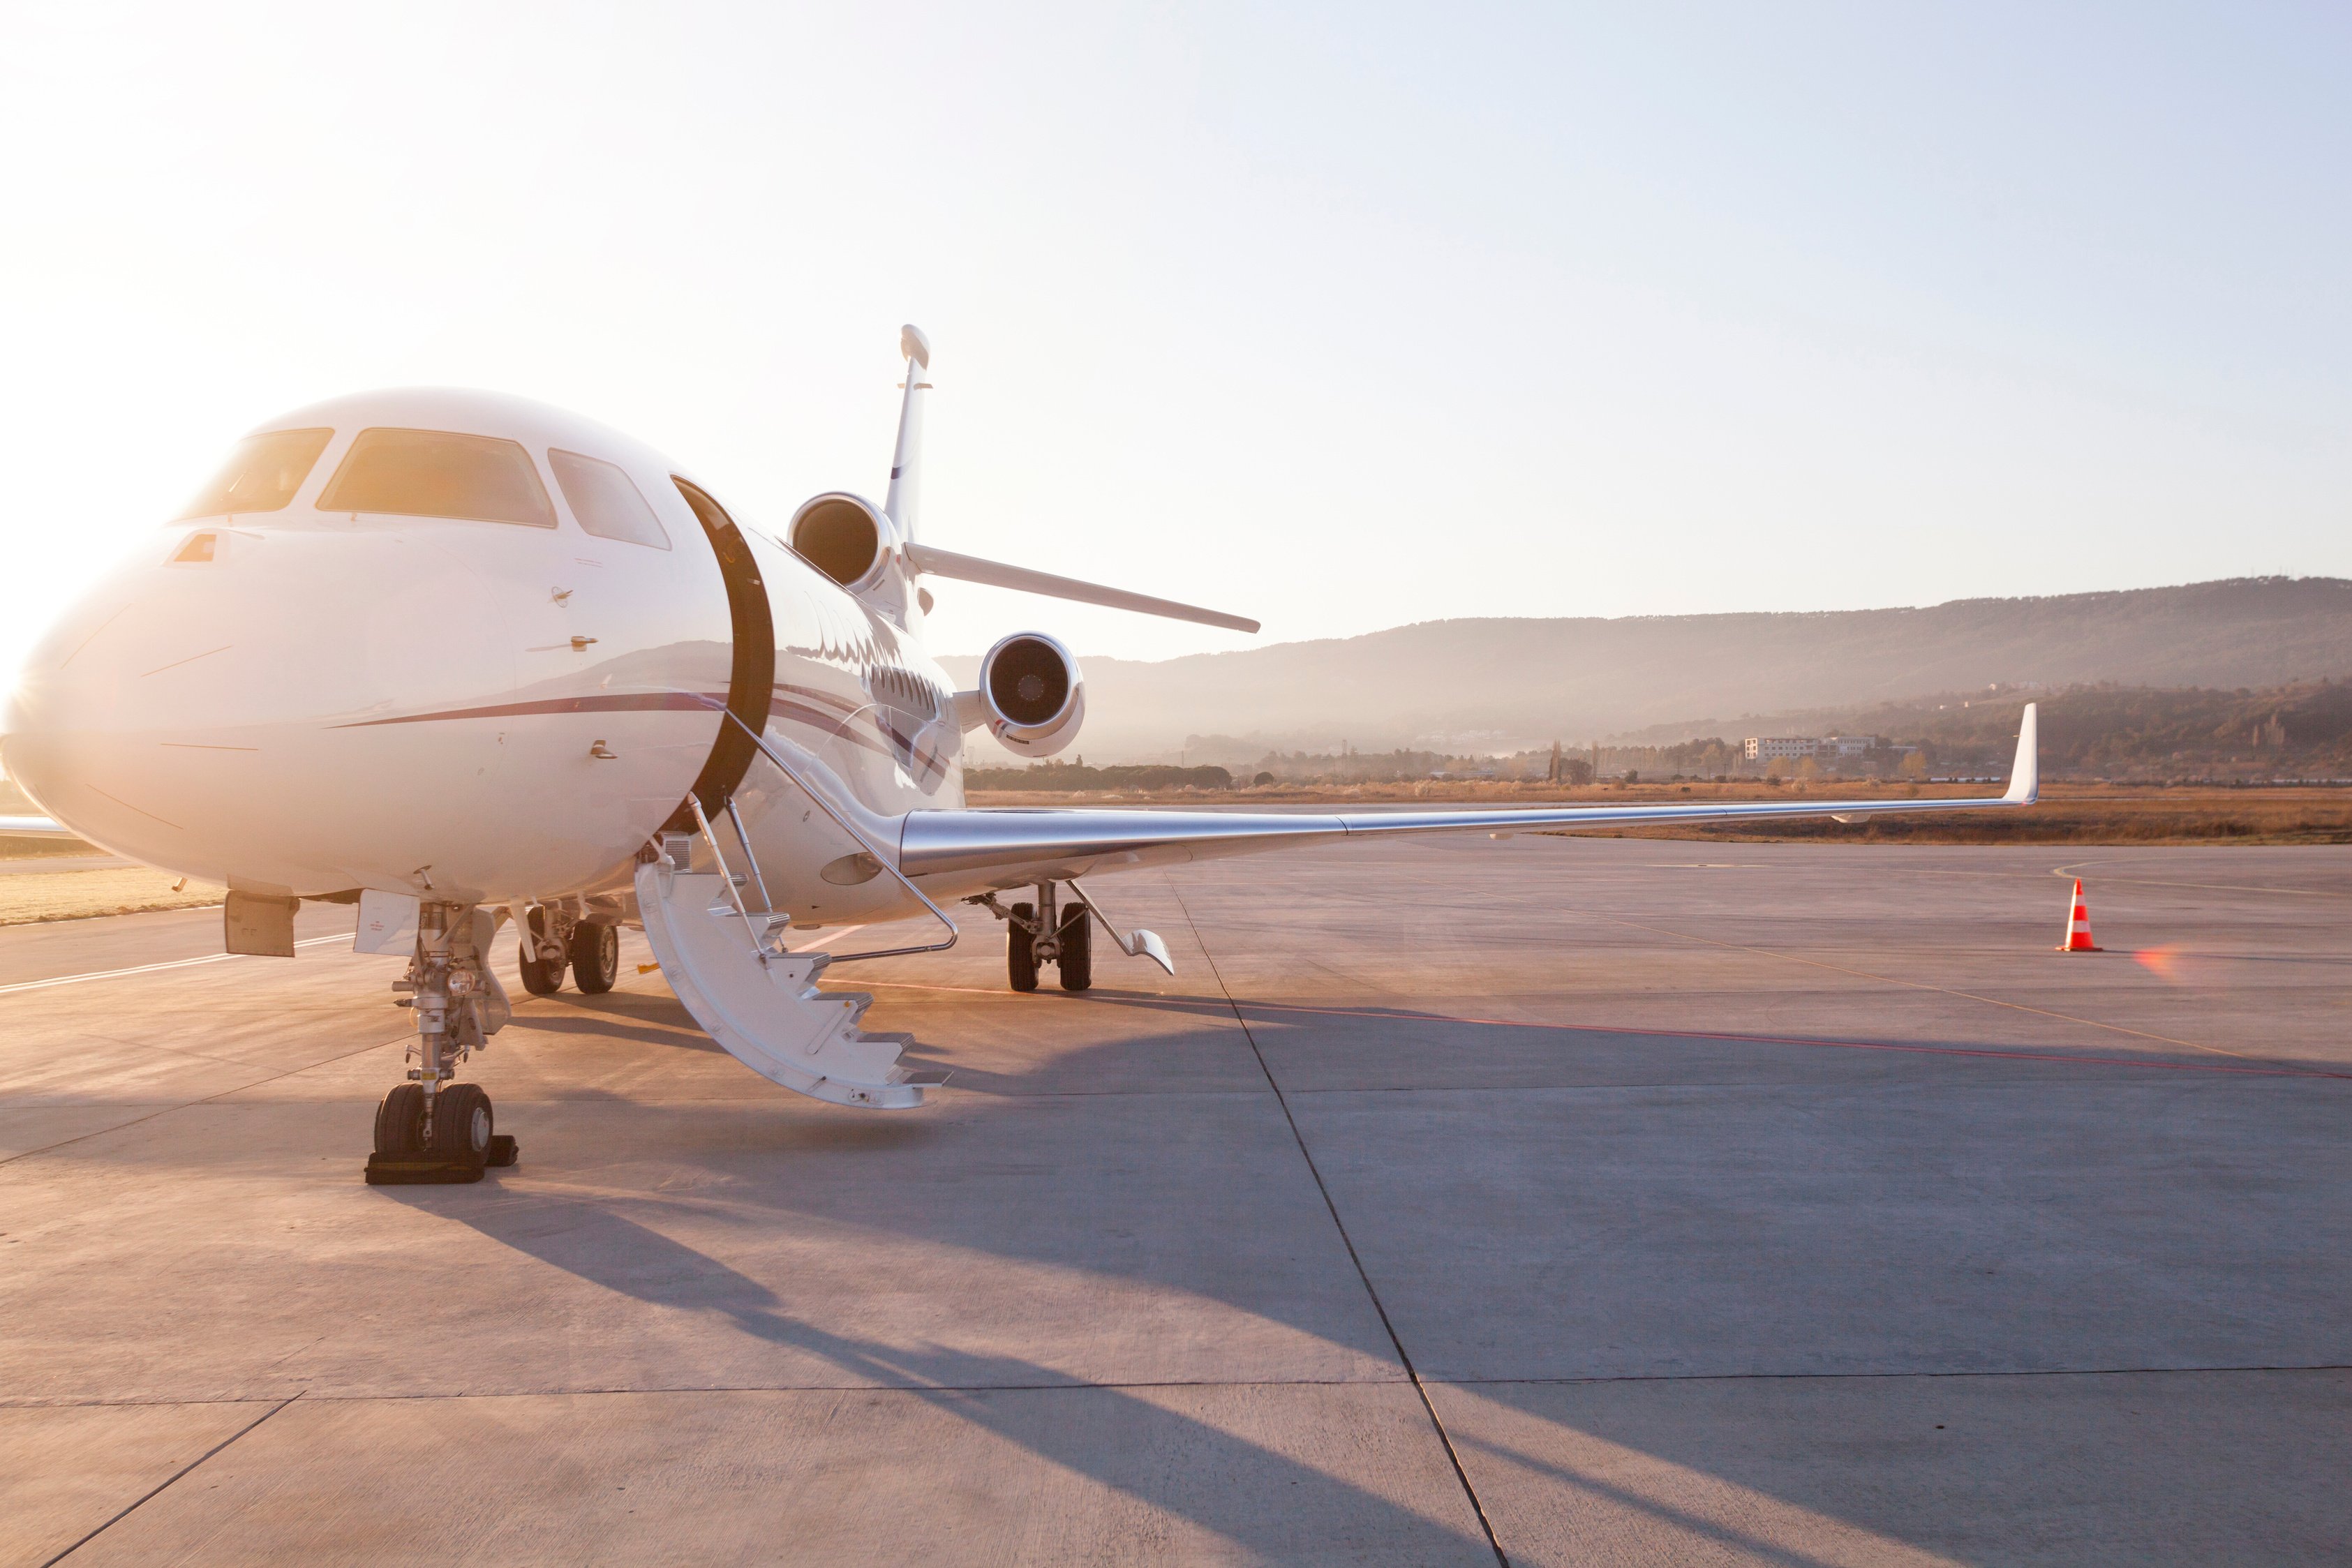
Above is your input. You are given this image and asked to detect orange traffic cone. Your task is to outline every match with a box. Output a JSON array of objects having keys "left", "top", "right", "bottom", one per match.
[{"left": 2056, "top": 879, "right": 2101, "bottom": 952}]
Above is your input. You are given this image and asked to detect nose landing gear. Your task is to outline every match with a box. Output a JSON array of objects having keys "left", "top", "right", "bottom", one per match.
[{"left": 364, "top": 901, "right": 520, "bottom": 1186}]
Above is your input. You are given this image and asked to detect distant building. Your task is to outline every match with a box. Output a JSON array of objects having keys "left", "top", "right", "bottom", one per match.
[{"left": 1744, "top": 734, "right": 1905, "bottom": 763}]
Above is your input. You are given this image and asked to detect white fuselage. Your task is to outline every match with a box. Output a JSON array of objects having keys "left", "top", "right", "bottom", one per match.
[{"left": 1, "top": 389, "right": 965, "bottom": 927}]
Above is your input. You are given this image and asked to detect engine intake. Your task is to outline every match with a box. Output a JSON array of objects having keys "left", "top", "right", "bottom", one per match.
[
  {"left": 788, "top": 493, "right": 891, "bottom": 590},
  {"left": 980, "top": 632, "right": 1084, "bottom": 758}
]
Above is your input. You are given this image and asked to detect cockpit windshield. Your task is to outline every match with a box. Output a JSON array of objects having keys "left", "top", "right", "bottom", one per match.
[
  {"left": 550, "top": 449, "right": 670, "bottom": 549},
  {"left": 315, "top": 428, "right": 556, "bottom": 528},
  {"left": 174, "top": 427, "right": 333, "bottom": 520}
]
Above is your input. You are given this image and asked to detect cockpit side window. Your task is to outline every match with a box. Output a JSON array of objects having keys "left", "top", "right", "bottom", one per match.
[
  {"left": 175, "top": 427, "right": 333, "bottom": 520},
  {"left": 315, "top": 428, "right": 556, "bottom": 528},
  {"left": 550, "top": 449, "right": 671, "bottom": 549}
]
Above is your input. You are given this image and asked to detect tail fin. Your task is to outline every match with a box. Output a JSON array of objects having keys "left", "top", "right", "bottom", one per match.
[
  {"left": 881, "top": 322, "right": 1260, "bottom": 634},
  {"left": 884, "top": 325, "right": 931, "bottom": 540}
]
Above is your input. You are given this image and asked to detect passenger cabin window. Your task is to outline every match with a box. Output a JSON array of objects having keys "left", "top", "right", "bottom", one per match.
[
  {"left": 175, "top": 427, "right": 332, "bottom": 519},
  {"left": 550, "top": 449, "right": 670, "bottom": 549},
  {"left": 315, "top": 428, "right": 556, "bottom": 528}
]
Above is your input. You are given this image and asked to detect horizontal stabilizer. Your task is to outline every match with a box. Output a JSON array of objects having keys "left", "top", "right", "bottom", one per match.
[
  {"left": 0, "top": 815, "right": 75, "bottom": 839},
  {"left": 904, "top": 543, "right": 1258, "bottom": 633}
]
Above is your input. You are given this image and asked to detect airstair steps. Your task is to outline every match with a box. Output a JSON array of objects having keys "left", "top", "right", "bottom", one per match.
[{"left": 634, "top": 862, "right": 946, "bottom": 1109}]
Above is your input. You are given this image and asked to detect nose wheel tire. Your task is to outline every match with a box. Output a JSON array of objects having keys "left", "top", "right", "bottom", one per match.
[
  {"left": 366, "top": 1084, "right": 513, "bottom": 1183},
  {"left": 427, "top": 1083, "right": 494, "bottom": 1161},
  {"left": 373, "top": 1083, "right": 426, "bottom": 1156},
  {"left": 569, "top": 920, "right": 620, "bottom": 994},
  {"left": 1057, "top": 903, "right": 1092, "bottom": 992},
  {"left": 1006, "top": 901, "right": 1039, "bottom": 992}
]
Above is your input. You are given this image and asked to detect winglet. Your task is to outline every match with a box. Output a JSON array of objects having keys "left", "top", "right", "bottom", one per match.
[{"left": 2003, "top": 703, "right": 2039, "bottom": 805}]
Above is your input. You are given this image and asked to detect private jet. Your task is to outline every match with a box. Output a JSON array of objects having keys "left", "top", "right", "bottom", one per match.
[{"left": 0, "top": 327, "right": 2039, "bottom": 1179}]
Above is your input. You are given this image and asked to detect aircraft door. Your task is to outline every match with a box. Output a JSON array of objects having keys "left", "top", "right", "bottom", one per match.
[{"left": 668, "top": 478, "right": 775, "bottom": 827}]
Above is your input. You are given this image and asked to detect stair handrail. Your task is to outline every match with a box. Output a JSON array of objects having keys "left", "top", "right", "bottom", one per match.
[
  {"left": 724, "top": 712, "right": 960, "bottom": 964},
  {"left": 685, "top": 793, "right": 773, "bottom": 968},
  {"left": 724, "top": 796, "right": 777, "bottom": 915}
]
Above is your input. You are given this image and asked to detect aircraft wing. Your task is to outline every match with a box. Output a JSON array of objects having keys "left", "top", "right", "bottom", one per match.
[
  {"left": 0, "top": 815, "right": 75, "bottom": 838},
  {"left": 900, "top": 705, "right": 2038, "bottom": 890}
]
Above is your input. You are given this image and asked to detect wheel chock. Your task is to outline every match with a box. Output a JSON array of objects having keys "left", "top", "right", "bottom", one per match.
[
  {"left": 363, "top": 1134, "right": 519, "bottom": 1183},
  {"left": 364, "top": 1153, "right": 486, "bottom": 1186}
]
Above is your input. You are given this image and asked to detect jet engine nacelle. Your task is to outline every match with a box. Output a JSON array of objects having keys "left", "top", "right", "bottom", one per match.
[
  {"left": 788, "top": 492, "right": 897, "bottom": 591},
  {"left": 979, "top": 632, "right": 1084, "bottom": 758}
]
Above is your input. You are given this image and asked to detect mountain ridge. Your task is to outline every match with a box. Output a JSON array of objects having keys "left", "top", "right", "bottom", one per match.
[{"left": 942, "top": 577, "right": 2352, "bottom": 762}]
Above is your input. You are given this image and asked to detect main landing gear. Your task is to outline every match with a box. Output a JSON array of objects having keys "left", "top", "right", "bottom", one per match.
[
  {"left": 365, "top": 901, "right": 520, "bottom": 1186},
  {"left": 516, "top": 904, "right": 620, "bottom": 996},
  {"left": 972, "top": 882, "right": 1092, "bottom": 993}
]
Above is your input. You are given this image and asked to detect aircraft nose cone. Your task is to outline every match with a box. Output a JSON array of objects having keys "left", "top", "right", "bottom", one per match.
[{"left": 1, "top": 526, "right": 506, "bottom": 876}]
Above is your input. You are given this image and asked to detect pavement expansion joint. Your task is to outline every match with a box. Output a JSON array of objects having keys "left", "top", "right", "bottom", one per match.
[
  {"left": 1, "top": 1377, "right": 1436, "bottom": 1412},
  {"left": 1170, "top": 881, "right": 1512, "bottom": 1568},
  {"left": 34, "top": 1393, "right": 299, "bottom": 1568},
  {"left": 17, "top": 1363, "right": 2342, "bottom": 1414},
  {"left": 1431, "top": 1361, "right": 2352, "bottom": 1387}
]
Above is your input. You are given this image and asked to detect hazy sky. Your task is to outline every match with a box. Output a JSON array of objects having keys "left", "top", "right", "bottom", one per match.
[{"left": 2, "top": 2, "right": 2346, "bottom": 683}]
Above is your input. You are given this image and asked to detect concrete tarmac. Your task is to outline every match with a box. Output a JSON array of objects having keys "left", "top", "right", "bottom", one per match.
[{"left": 1, "top": 837, "right": 2346, "bottom": 1565}]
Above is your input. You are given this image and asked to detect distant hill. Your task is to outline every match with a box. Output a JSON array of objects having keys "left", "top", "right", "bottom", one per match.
[
  {"left": 944, "top": 578, "right": 2352, "bottom": 763},
  {"left": 1713, "top": 680, "right": 2352, "bottom": 780}
]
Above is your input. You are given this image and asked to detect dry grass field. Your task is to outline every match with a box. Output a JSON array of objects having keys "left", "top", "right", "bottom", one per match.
[
  {"left": 0, "top": 824, "right": 225, "bottom": 926},
  {"left": 0, "top": 863, "right": 225, "bottom": 926},
  {"left": 968, "top": 781, "right": 2352, "bottom": 845}
]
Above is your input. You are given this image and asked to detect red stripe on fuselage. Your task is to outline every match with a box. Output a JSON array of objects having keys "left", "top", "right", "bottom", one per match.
[
  {"left": 329, "top": 682, "right": 911, "bottom": 766},
  {"left": 331, "top": 692, "right": 727, "bottom": 726}
]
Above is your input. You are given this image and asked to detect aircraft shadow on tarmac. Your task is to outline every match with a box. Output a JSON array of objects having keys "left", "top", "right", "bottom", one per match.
[
  {"left": 877, "top": 985, "right": 2308, "bottom": 1094},
  {"left": 298, "top": 860, "right": 2346, "bottom": 1565},
  {"left": 386, "top": 1184, "right": 1496, "bottom": 1562},
  {"left": 363, "top": 986, "right": 1934, "bottom": 1560},
  {"left": 370, "top": 1062, "right": 2348, "bottom": 1564},
  {"left": 350, "top": 986, "right": 2350, "bottom": 1564},
  {"left": 410, "top": 1165, "right": 2206, "bottom": 1566},
  {"left": 519, "top": 1006, "right": 733, "bottom": 1055},
  {"left": 9, "top": 879, "right": 2344, "bottom": 1562}
]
